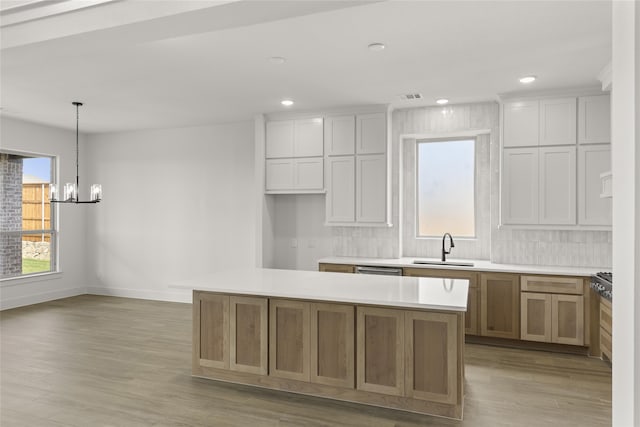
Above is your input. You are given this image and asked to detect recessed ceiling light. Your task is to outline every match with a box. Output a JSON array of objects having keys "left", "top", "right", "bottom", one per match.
[
  {"left": 436, "top": 98, "right": 449, "bottom": 105},
  {"left": 281, "top": 99, "right": 294, "bottom": 107},
  {"left": 519, "top": 75, "right": 537, "bottom": 84},
  {"left": 368, "top": 43, "right": 385, "bottom": 51},
  {"left": 269, "top": 56, "right": 286, "bottom": 64}
]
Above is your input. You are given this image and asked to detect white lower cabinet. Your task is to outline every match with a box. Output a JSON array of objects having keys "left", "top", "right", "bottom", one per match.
[
  {"left": 326, "top": 154, "right": 387, "bottom": 225},
  {"left": 503, "top": 146, "right": 577, "bottom": 226},
  {"left": 266, "top": 158, "right": 323, "bottom": 192},
  {"left": 539, "top": 146, "right": 576, "bottom": 225},
  {"left": 578, "top": 144, "right": 611, "bottom": 225},
  {"left": 356, "top": 154, "right": 386, "bottom": 223},
  {"left": 326, "top": 156, "right": 355, "bottom": 222},
  {"left": 502, "top": 148, "right": 539, "bottom": 224}
]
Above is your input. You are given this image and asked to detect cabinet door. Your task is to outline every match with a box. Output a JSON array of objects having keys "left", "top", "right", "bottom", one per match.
[
  {"left": 356, "top": 154, "right": 386, "bottom": 223},
  {"left": 294, "top": 118, "right": 324, "bottom": 157},
  {"left": 230, "top": 296, "right": 268, "bottom": 374},
  {"left": 356, "top": 112, "right": 386, "bottom": 154},
  {"left": 539, "top": 97, "right": 576, "bottom": 146},
  {"left": 539, "top": 146, "right": 576, "bottom": 225},
  {"left": 480, "top": 273, "right": 520, "bottom": 339},
  {"left": 269, "top": 299, "right": 310, "bottom": 381},
  {"left": 356, "top": 306, "right": 404, "bottom": 396},
  {"left": 503, "top": 100, "right": 539, "bottom": 147},
  {"left": 294, "top": 158, "right": 323, "bottom": 190},
  {"left": 502, "top": 148, "right": 539, "bottom": 224},
  {"left": 551, "top": 294, "right": 584, "bottom": 345},
  {"left": 326, "top": 156, "right": 355, "bottom": 223},
  {"left": 520, "top": 293, "right": 551, "bottom": 342},
  {"left": 266, "top": 120, "right": 295, "bottom": 158},
  {"left": 310, "top": 303, "right": 355, "bottom": 388},
  {"left": 193, "top": 292, "right": 229, "bottom": 369},
  {"left": 466, "top": 287, "right": 479, "bottom": 336},
  {"left": 404, "top": 311, "right": 458, "bottom": 404},
  {"left": 578, "top": 144, "right": 611, "bottom": 225},
  {"left": 325, "top": 115, "right": 355, "bottom": 156},
  {"left": 578, "top": 95, "right": 610, "bottom": 144},
  {"left": 265, "top": 159, "right": 294, "bottom": 191},
  {"left": 402, "top": 268, "right": 478, "bottom": 336}
]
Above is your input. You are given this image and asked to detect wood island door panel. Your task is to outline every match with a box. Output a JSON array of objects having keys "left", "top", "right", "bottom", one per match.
[
  {"left": 405, "top": 311, "right": 458, "bottom": 404},
  {"left": 465, "top": 287, "right": 479, "bottom": 336},
  {"left": 310, "top": 303, "right": 355, "bottom": 388},
  {"left": 193, "top": 292, "right": 229, "bottom": 370},
  {"left": 229, "top": 296, "right": 268, "bottom": 375},
  {"left": 402, "top": 268, "right": 478, "bottom": 336},
  {"left": 552, "top": 294, "right": 584, "bottom": 346},
  {"left": 480, "top": 273, "right": 520, "bottom": 339},
  {"left": 520, "top": 293, "right": 552, "bottom": 342},
  {"left": 356, "top": 306, "right": 404, "bottom": 396},
  {"left": 269, "top": 299, "right": 310, "bottom": 381}
]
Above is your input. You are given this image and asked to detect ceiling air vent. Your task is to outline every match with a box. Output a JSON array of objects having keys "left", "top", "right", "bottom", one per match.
[{"left": 401, "top": 93, "right": 423, "bottom": 100}]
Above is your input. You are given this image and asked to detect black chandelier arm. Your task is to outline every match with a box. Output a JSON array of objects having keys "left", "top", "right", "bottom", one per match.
[{"left": 51, "top": 200, "right": 100, "bottom": 204}]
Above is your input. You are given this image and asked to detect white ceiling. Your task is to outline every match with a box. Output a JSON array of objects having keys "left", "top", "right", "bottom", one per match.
[{"left": 0, "top": 0, "right": 612, "bottom": 134}]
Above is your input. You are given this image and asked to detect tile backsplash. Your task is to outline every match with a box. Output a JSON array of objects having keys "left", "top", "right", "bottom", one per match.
[{"left": 492, "top": 229, "right": 612, "bottom": 268}]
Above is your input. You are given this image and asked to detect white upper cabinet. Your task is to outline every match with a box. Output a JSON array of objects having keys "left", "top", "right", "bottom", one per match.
[
  {"left": 294, "top": 158, "right": 323, "bottom": 190},
  {"left": 502, "top": 148, "right": 539, "bottom": 224},
  {"left": 356, "top": 154, "right": 386, "bottom": 223},
  {"left": 266, "top": 119, "right": 323, "bottom": 159},
  {"left": 266, "top": 121, "right": 295, "bottom": 158},
  {"left": 501, "top": 91, "right": 610, "bottom": 228},
  {"left": 265, "top": 159, "right": 294, "bottom": 191},
  {"left": 538, "top": 98, "right": 576, "bottom": 146},
  {"left": 325, "top": 115, "right": 355, "bottom": 156},
  {"left": 578, "top": 144, "right": 612, "bottom": 225},
  {"left": 578, "top": 95, "right": 611, "bottom": 144},
  {"left": 294, "top": 119, "right": 324, "bottom": 157},
  {"left": 264, "top": 118, "right": 324, "bottom": 193},
  {"left": 503, "top": 101, "right": 539, "bottom": 147},
  {"left": 325, "top": 110, "right": 389, "bottom": 226},
  {"left": 265, "top": 158, "right": 323, "bottom": 192},
  {"left": 356, "top": 113, "right": 386, "bottom": 154},
  {"left": 538, "top": 146, "right": 576, "bottom": 225},
  {"left": 326, "top": 156, "right": 355, "bottom": 223}
]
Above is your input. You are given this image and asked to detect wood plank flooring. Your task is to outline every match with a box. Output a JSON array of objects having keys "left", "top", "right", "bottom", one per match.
[{"left": 0, "top": 295, "right": 611, "bottom": 426}]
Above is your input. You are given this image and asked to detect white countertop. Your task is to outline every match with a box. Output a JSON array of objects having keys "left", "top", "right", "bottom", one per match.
[
  {"left": 172, "top": 268, "right": 469, "bottom": 312},
  {"left": 319, "top": 257, "right": 604, "bottom": 277}
]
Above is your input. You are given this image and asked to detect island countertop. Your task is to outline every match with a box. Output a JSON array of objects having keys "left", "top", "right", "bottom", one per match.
[{"left": 173, "top": 267, "right": 469, "bottom": 312}]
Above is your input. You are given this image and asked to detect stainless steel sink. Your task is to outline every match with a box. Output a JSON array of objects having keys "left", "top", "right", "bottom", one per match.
[{"left": 413, "top": 260, "right": 474, "bottom": 267}]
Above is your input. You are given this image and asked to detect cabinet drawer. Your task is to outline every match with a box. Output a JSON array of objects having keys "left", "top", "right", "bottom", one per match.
[
  {"left": 319, "top": 263, "right": 355, "bottom": 274},
  {"left": 599, "top": 297, "right": 612, "bottom": 335},
  {"left": 600, "top": 326, "right": 612, "bottom": 361},
  {"left": 520, "top": 275, "right": 583, "bottom": 295}
]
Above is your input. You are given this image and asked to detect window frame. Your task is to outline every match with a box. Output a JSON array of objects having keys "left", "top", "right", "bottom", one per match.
[
  {"left": 414, "top": 137, "right": 477, "bottom": 239},
  {"left": 0, "top": 149, "right": 58, "bottom": 281}
]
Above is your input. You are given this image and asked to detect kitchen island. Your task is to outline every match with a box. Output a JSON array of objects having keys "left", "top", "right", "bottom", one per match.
[{"left": 177, "top": 268, "right": 469, "bottom": 419}]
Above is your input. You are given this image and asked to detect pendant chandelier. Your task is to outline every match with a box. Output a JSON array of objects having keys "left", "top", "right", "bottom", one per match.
[{"left": 50, "top": 102, "right": 102, "bottom": 204}]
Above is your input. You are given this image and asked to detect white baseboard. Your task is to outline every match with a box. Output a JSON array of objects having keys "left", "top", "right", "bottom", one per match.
[
  {"left": 87, "top": 286, "right": 192, "bottom": 304},
  {"left": 0, "top": 287, "right": 86, "bottom": 310}
]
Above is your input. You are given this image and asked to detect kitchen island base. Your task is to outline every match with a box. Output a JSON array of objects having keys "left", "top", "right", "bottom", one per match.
[{"left": 193, "top": 290, "right": 464, "bottom": 420}]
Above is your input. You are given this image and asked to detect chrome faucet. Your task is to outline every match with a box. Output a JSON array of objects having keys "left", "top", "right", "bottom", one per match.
[{"left": 442, "top": 233, "right": 455, "bottom": 262}]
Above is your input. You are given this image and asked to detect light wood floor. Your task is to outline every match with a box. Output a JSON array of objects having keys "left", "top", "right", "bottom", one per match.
[{"left": 1, "top": 295, "right": 611, "bottom": 426}]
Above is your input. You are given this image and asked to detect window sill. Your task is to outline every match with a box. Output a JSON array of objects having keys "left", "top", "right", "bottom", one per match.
[{"left": 0, "top": 271, "right": 63, "bottom": 287}]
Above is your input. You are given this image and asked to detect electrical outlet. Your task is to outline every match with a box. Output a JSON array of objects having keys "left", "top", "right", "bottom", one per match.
[{"left": 290, "top": 238, "right": 298, "bottom": 248}]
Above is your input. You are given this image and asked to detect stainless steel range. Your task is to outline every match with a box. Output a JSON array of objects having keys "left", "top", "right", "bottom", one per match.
[{"left": 590, "top": 272, "right": 612, "bottom": 301}]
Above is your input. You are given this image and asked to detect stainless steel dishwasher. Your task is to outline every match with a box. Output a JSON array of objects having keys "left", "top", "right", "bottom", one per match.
[{"left": 354, "top": 266, "right": 403, "bottom": 276}]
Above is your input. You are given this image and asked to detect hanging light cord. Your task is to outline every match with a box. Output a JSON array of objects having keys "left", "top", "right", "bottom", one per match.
[{"left": 75, "top": 102, "right": 80, "bottom": 194}]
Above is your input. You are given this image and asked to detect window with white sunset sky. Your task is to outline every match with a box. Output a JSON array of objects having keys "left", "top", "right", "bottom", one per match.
[{"left": 417, "top": 139, "right": 475, "bottom": 237}]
